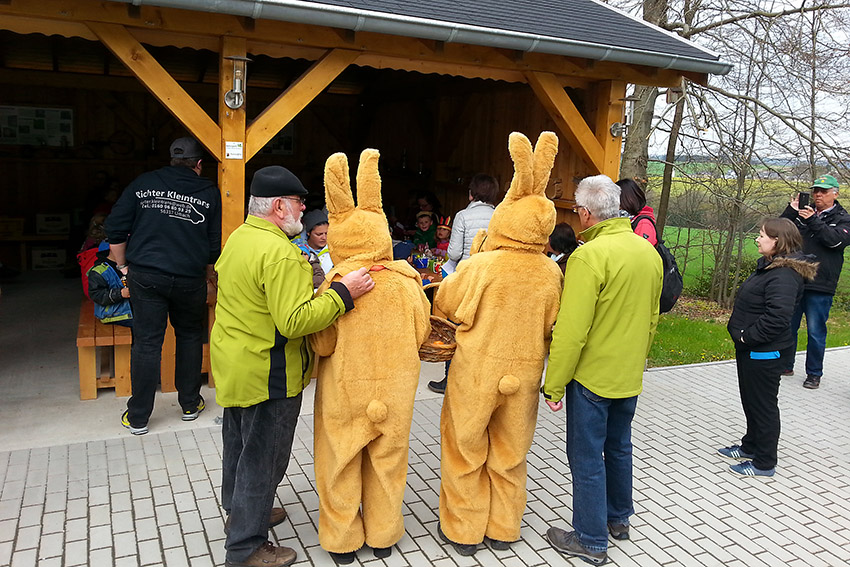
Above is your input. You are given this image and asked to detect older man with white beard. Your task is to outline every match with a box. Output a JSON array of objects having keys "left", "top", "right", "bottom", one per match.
[{"left": 211, "top": 166, "right": 375, "bottom": 567}]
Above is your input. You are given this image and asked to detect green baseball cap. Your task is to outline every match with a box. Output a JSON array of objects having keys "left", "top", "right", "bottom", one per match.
[{"left": 811, "top": 174, "right": 839, "bottom": 190}]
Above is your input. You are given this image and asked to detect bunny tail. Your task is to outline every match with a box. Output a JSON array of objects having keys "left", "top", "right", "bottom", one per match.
[
  {"left": 366, "top": 399, "right": 388, "bottom": 423},
  {"left": 498, "top": 375, "right": 520, "bottom": 396}
]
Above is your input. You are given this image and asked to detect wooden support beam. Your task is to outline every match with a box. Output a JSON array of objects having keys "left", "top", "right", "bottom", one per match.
[
  {"left": 245, "top": 48, "right": 359, "bottom": 160},
  {"left": 219, "top": 36, "right": 247, "bottom": 242},
  {"left": 593, "top": 80, "right": 626, "bottom": 180},
  {"left": 527, "top": 71, "right": 605, "bottom": 175},
  {"left": 86, "top": 21, "right": 222, "bottom": 160}
]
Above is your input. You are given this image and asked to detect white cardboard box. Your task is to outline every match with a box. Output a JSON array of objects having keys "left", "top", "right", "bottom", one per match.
[
  {"left": 32, "top": 248, "right": 67, "bottom": 270},
  {"left": 36, "top": 213, "right": 70, "bottom": 235}
]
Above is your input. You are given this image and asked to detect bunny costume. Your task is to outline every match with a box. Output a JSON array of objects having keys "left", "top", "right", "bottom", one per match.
[
  {"left": 435, "top": 132, "right": 564, "bottom": 547},
  {"left": 310, "top": 149, "right": 432, "bottom": 556}
]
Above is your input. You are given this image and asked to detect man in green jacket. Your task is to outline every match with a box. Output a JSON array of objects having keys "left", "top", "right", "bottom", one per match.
[
  {"left": 542, "top": 174, "right": 662, "bottom": 566},
  {"left": 211, "top": 166, "right": 374, "bottom": 567}
]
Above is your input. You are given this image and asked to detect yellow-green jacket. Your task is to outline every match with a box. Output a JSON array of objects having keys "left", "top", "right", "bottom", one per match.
[
  {"left": 543, "top": 217, "right": 662, "bottom": 402},
  {"left": 211, "top": 215, "right": 353, "bottom": 408}
]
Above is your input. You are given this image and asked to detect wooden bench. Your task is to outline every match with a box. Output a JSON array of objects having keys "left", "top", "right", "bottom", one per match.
[
  {"left": 77, "top": 300, "right": 132, "bottom": 400},
  {"left": 77, "top": 300, "right": 215, "bottom": 400}
]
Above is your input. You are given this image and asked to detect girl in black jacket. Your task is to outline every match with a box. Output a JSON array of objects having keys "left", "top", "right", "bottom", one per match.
[{"left": 720, "top": 218, "right": 818, "bottom": 477}]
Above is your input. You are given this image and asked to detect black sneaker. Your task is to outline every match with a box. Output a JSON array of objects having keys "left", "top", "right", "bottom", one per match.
[
  {"left": 428, "top": 378, "right": 447, "bottom": 394},
  {"left": 328, "top": 551, "right": 356, "bottom": 565},
  {"left": 438, "top": 523, "right": 478, "bottom": 556},
  {"left": 803, "top": 375, "right": 820, "bottom": 389},
  {"left": 607, "top": 522, "right": 629, "bottom": 540},
  {"left": 484, "top": 536, "right": 513, "bottom": 550},
  {"left": 546, "top": 527, "right": 608, "bottom": 565},
  {"left": 183, "top": 395, "right": 206, "bottom": 421}
]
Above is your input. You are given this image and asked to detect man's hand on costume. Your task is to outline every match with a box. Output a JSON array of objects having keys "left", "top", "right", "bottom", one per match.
[
  {"left": 340, "top": 267, "right": 375, "bottom": 299},
  {"left": 546, "top": 400, "right": 563, "bottom": 412}
]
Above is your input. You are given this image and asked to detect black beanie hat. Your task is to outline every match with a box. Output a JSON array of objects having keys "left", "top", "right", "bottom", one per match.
[{"left": 250, "top": 166, "right": 308, "bottom": 197}]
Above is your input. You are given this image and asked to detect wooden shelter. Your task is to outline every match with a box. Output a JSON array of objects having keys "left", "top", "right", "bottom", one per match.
[{"left": 0, "top": 0, "right": 731, "bottom": 261}]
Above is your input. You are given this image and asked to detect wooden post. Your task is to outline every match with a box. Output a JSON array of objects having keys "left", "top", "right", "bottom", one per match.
[
  {"left": 219, "top": 36, "right": 248, "bottom": 242},
  {"left": 593, "top": 80, "right": 626, "bottom": 180}
]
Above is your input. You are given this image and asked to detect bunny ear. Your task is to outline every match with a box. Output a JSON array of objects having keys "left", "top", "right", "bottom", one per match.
[
  {"left": 355, "top": 149, "right": 383, "bottom": 212},
  {"left": 324, "top": 152, "right": 355, "bottom": 215},
  {"left": 532, "top": 131, "right": 559, "bottom": 196},
  {"left": 505, "top": 132, "right": 534, "bottom": 200}
]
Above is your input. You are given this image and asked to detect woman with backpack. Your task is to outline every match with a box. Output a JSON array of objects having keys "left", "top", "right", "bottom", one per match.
[
  {"left": 616, "top": 178, "right": 656, "bottom": 245},
  {"left": 616, "top": 178, "right": 683, "bottom": 314}
]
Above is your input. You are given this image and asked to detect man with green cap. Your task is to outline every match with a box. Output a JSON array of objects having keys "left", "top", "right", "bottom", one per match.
[
  {"left": 211, "top": 165, "right": 375, "bottom": 567},
  {"left": 780, "top": 174, "right": 850, "bottom": 389}
]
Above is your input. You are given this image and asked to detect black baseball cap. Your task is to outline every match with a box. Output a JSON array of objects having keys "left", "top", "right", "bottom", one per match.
[{"left": 169, "top": 137, "right": 204, "bottom": 159}]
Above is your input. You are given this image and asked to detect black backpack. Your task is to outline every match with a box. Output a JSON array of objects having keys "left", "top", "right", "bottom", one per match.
[{"left": 631, "top": 215, "right": 683, "bottom": 313}]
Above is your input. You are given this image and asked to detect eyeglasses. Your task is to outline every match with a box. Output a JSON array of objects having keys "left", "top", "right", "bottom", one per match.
[
  {"left": 280, "top": 196, "right": 306, "bottom": 205},
  {"left": 572, "top": 205, "right": 588, "bottom": 214}
]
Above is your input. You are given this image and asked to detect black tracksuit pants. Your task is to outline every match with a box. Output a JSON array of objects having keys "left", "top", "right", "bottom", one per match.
[{"left": 736, "top": 351, "right": 783, "bottom": 470}]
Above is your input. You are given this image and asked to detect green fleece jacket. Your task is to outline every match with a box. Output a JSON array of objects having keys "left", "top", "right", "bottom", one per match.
[
  {"left": 211, "top": 215, "right": 352, "bottom": 408},
  {"left": 543, "top": 217, "right": 662, "bottom": 402}
]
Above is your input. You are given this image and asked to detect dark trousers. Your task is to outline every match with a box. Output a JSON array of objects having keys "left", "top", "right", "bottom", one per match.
[
  {"left": 736, "top": 351, "right": 783, "bottom": 470},
  {"left": 222, "top": 395, "right": 302, "bottom": 562},
  {"left": 126, "top": 270, "right": 206, "bottom": 427}
]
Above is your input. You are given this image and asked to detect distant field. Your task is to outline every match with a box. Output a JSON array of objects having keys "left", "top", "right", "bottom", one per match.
[{"left": 662, "top": 225, "right": 850, "bottom": 309}]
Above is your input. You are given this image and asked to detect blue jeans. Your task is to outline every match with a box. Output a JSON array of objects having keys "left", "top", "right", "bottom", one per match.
[
  {"left": 222, "top": 395, "right": 302, "bottom": 562},
  {"left": 565, "top": 380, "right": 638, "bottom": 552},
  {"left": 782, "top": 291, "right": 833, "bottom": 377},
  {"left": 126, "top": 270, "right": 207, "bottom": 427}
]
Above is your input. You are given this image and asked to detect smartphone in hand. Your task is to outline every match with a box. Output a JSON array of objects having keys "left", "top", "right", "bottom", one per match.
[{"left": 798, "top": 192, "right": 810, "bottom": 209}]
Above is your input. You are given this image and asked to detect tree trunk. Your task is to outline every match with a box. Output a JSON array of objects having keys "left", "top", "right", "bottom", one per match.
[
  {"left": 619, "top": 85, "right": 658, "bottom": 183},
  {"left": 657, "top": 97, "right": 685, "bottom": 238}
]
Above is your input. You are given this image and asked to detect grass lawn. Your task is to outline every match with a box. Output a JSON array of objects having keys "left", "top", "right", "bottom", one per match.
[
  {"left": 648, "top": 297, "right": 850, "bottom": 367},
  {"left": 662, "top": 225, "right": 850, "bottom": 304}
]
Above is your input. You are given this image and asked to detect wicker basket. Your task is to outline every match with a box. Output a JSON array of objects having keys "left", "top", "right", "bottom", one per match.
[{"left": 418, "top": 316, "right": 457, "bottom": 362}]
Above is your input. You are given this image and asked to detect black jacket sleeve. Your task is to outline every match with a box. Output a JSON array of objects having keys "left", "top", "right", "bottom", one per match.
[
  {"left": 741, "top": 269, "right": 801, "bottom": 347},
  {"left": 780, "top": 204, "right": 798, "bottom": 221},
  {"left": 207, "top": 190, "right": 222, "bottom": 264},
  {"left": 104, "top": 183, "right": 137, "bottom": 245},
  {"left": 802, "top": 211, "right": 850, "bottom": 250}
]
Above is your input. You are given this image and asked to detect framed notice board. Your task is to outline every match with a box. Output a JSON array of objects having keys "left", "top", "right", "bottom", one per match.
[{"left": 0, "top": 105, "right": 74, "bottom": 147}]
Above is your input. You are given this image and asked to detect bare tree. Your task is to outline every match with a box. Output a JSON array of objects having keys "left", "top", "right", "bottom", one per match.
[{"left": 608, "top": 0, "right": 850, "bottom": 302}]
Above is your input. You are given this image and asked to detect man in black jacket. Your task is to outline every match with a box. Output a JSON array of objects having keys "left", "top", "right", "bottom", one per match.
[
  {"left": 780, "top": 174, "right": 850, "bottom": 389},
  {"left": 106, "top": 137, "right": 221, "bottom": 434}
]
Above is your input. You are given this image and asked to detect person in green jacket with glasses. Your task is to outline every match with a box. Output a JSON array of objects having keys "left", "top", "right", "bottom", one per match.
[
  {"left": 211, "top": 166, "right": 374, "bottom": 567},
  {"left": 543, "top": 174, "right": 662, "bottom": 566}
]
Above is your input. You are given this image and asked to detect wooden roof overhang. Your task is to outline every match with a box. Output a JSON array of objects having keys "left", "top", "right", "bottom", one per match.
[{"left": 0, "top": 0, "right": 708, "bottom": 237}]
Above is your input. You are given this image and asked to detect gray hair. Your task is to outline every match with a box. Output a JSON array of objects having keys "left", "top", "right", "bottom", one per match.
[
  {"left": 248, "top": 195, "right": 277, "bottom": 217},
  {"left": 575, "top": 175, "right": 621, "bottom": 221}
]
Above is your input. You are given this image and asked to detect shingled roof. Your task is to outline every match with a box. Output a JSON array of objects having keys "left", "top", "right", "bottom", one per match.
[{"left": 119, "top": 0, "right": 731, "bottom": 75}]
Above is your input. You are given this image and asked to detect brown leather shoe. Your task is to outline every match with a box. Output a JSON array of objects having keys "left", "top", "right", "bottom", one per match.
[
  {"left": 224, "top": 507, "right": 288, "bottom": 535},
  {"left": 225, "top": 541, "right": 296, "bottom": 567}
]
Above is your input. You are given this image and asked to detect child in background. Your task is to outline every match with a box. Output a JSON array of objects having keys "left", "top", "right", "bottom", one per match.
[
  {"left": 413, "top": 211, "right": 437, "bottom": 249},
  {"left": 87, "top": 241, "right": 133, "bottom": 326},
  {"left": 433, "top": 216, "right": 452, "bottom": 257}
]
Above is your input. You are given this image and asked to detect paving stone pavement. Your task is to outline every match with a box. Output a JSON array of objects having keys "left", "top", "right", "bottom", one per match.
[{"left": 1, "top": 349, "right": 849, "bottom": 567}]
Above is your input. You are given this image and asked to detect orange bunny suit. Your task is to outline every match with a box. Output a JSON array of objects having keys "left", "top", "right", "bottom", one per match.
[{"left": 435, "top": 132, "right": 564, "bottom": 545}]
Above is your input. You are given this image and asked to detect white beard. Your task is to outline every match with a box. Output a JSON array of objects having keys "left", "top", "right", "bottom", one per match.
[{"left": 282, "top": 213, "right": 303, "bottom": 238}]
